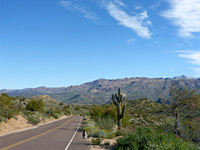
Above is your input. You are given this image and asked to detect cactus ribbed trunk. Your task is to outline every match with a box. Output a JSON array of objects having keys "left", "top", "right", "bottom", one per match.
[
  {"left": 117, "top": 104, "right": 122, "bottom": 130},
  {"left": 112, "top": 88, "right": 126, "bottom": 130}
]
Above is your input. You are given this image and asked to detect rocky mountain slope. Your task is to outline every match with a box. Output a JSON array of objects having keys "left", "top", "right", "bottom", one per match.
[{"left": 1, "top": 76, "right": 200, "bottom": 104}]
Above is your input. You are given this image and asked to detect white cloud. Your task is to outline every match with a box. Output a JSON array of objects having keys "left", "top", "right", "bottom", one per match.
[
  {"left": 135, "top": 6, "right": 142, "bottom": 10},
  {"left": 150, "top": 1, "right": 161, "bottom": 10},
  {"left": 139, "top": 11, "right": 148, "bottom": 20},
  {"left": 126, "top": 38, "right": 137, "bottom": 44},
  {"left": 59, "top": 1, "right": 99, "bottom": 22},
  {"left": 162, "top": 0, "right": 200, "bottom": 37},
  {"left": 178, "top": 51, "right": 200, "bottom": 65},
  {"left": 178, "top": 51, "right": 200, "bottom": 76},
  {"left": 113, "top": 0, "right": 126, "bottom": 7},
  {"left": 106, "top": 2, "right": 151, "bottom": 38}
]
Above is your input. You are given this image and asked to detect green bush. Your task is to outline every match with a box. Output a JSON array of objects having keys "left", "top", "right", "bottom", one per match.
[
  {"left": 0, "top": 116, "right": 8, "bottom": 123},
  {"left": 91, "top": 137, "right": 102, "bottom": 145},
  {"left": 26, "top": 99, "right": 44, "bottom": 112},
  {"left": 95, "top": 116, "right": 116, "bottom": 131},
  {"left": 116, "top": 129, "right": 126, "bottom": 136},
  {"left": 90, "top": 105, "right": 105, "bottom": 120},
  {"left": 82, "top": 120, "right": 96, "bottom": 132},
  {"left": 114, "top": 128, "right": 199, "bottom": 150},
  {"left": 27, "top": 116, "right": 40, "bottom": 125},
  {"left": 89, "top": 128, "right": 107, "bottom": 138},
  {"left": 46, "top": 108, "right": 60, "bottom": 119},
  {"left": 52, "top": 112, "right": 59, "bottom": 119},
  {"left": 23, "top": 111, "right": 41, "bottom": 125},
  {"left": 90, "top": 104, "right": 130, "bottom": 129},
  {"left": 180, "top": 119, "right": 200, "bottom": 143},
  {"left": 63, "top": 105, "right": 71, "bottom": 115},
  {"left": 0, "top": 93, "right": 19, "bottom": 121},
  {"left": 105, "top": 130, "right": 115, "bottom": 139}
]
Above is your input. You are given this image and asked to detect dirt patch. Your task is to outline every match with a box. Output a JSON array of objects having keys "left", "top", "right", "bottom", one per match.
[
  {"left": 0, "top": 115, "right": 33, "bottom": 135},
  {"left": 0, "top": 115, "right": 69, "bottom": 137}
]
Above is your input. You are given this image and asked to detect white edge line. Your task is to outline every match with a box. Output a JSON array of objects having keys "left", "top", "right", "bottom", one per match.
[{"left": 64, "top": 117, "right": 82, "bottom": 150}]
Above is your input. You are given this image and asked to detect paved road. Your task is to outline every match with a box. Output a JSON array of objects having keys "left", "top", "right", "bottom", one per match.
[{"left": 0, "top": 116, "right": 90, "bottom": 150}]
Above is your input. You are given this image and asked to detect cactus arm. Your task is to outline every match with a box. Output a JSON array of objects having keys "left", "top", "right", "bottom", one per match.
[
  {"left": 115, "top": 94, "right": 118, "bottom": 102},
  {"left": 118, "top": 88, "right": 121, "bottom": 96},
  {"left": 120, "top": 105, "right": 126, "bottom": 118},
  {"left": 112, "top": 94, "right": 118, "bottom": 106},
  {"left": 119, "top": 95, "right": 122, "bottom": 102}
]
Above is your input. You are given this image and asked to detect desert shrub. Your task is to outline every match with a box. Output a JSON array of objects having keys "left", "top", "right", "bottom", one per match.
[
  {"left": 90, "top": 104, "right": 130, "bottom": 129},
  {"left": 114, "top": 128, "right": 199, "bottom": 150},
  {"left": 0, "top": 116, "right": 8, "bottom": 123},
  {"left": 90, "top": 105, "right": 105, "bottom": 120},
  {"left": 116, "top": 129, "right": 126, "bottom": 136},
  {"left": 26, "top": 99, "right": 44, "bottom": 112},
  {"left": 95, "top": 116, "right": 116, "bottom": 131},
  {"left": 122, "top": 111, "right": 131, "bottom": 127},
  {"left": 63, "top": 105, "right": 71, "bottom": 115},
  {"left": 51, "top": 112, "right": 59, "bottom": 119},
  {"left": 83, "top": 119, "right": 115, "bottom": 139},
  {"left": 105, "top": 130, "right": 115, "bottom": 139},
  {"left": 82, "top": 120, "right": 96, "bottom": 132},
  {"left": 74, "top": 106, "right": 80, "bottom": 110},
  {"left": 91, "top": 137, "right": 102, "bottom": 145},
  {"left": 0, "top": 93, "right": 19, "bottom": 120},
  {"left": 83, "top": 112, "right": 90, "bottom": 117},
  {"left": 27, "top": 116, "right": 40, "bottom": 125},
  {"left": 180, "top": 119, "right": 200, "bottom": 143},
  {"left": 97, "top": 129, "right": 108, "bottom": 138},
  {"left": 89, "top": 128, "right": 107, "bottom": 138},
  {"left": 23, "top": 111, "right": 40, "bottom": 125},
  {"left": 53, "top": 109, "right": 62, "bottom": 115}
]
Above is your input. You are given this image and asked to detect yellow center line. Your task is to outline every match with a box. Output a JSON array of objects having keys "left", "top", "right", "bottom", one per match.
[{"left": 0, "top": 116, "right": 75, "bottom": 150}]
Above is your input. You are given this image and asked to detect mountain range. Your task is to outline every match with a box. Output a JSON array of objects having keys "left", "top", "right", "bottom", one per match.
[{"left": 1, "top": 75, "right": 200, "bottom": 104}]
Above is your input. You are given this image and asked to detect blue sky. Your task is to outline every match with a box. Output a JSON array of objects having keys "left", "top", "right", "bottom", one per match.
[{"left": 1, "top": 0, "right": 200, "bottom": 89}]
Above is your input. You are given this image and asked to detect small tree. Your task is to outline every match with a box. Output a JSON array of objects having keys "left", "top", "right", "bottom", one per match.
[
  {"left": 169, "top": 83, "right": 196, "bottom": 135},
  {"left": 112, "top": 88, "right": 126, "bottom": 130}
]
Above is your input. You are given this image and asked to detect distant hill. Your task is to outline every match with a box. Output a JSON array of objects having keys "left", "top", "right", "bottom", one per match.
[{"left": 1, "top": 76, "right": 200, "bottom": 104}]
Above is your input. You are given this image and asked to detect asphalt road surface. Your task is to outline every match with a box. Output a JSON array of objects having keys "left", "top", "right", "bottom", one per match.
[{"left": 0, "top": 116, "right": 90, "bottom": 150}]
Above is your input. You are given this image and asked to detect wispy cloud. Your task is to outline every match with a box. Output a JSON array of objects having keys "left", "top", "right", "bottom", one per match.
[
  {"left": 150, "top": 1, "right": 161, "bottom": 10},
  {"left": 178, "top": 51, "right": 200, "bottom": 76},
  {"left": 105, "top": 2, "right": 151, "bottom": 38},
  {"left": 126, "top": 38, "right": 137, "bottom": 45},
  {"left": 113, "top": 0, "right": 126, "bottom": 7},
  {"left": 162, "top": 0, "right": 200, "bottom": 37},
  {"left": 59, "top": 1, "right": 99, "bottom": 22},
  {"left": 178, "top": 51, "right": 200, "bottom": 65}
]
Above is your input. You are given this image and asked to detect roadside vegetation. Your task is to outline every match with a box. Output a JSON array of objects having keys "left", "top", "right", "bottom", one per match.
[
  {"left": 0, "top": 94, "right": 71, "bottom": 125},
  {"left": 82, "top": 87, "right": 200, "bottom": 149}
]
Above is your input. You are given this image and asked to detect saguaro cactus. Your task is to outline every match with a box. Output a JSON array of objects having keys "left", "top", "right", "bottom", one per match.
[{"left": 112, "top": 88, "right": 126, "bottom": 130}]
